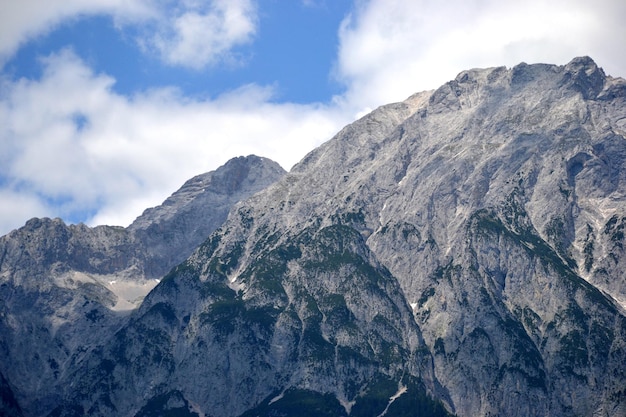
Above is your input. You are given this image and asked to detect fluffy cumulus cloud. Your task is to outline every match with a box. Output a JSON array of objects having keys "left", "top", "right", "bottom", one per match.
[
  {"left": 0, "top": 0, "right": 345, "bottom": 235},
  {"left": 0, "top": 50, "right": 345, "bottom": 233},
  {"left": 336, "top": 0, "right": 626, "bottom": 109},
  {"left": 146, "top": 0, "right": 258, "bottom": 68},
  {"left": 0, "top": 0, "right": 154, "bottom": 62},
  {"left": 1, "top": 0, "right": 625, "bottom": 235},
  {"left": 0, "top": 0, "right": 257, "bottom": 69}
]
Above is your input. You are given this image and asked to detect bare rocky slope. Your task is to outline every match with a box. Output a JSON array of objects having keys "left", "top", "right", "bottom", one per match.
[
  {"left": 0, "top": 155, "right": 286, "bottom": 417},
  {"left": 3, "top": 57, "right": 626, "bottom": 417}
]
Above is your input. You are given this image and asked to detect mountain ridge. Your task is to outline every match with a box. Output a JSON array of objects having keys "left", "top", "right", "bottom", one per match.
[
  {"left": 0, "top": 155, "right": 286, "bottom": 417},
  {"left": 3, "top": 57, "right": 626, "bottom": 417}
]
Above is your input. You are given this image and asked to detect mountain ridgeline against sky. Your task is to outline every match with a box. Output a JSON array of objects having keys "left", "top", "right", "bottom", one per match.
[
  {"left": 2, "top": 57, "right": 626, "bottom": 417},
  {"left": 0, "top": 155, "right": 286, "bottom": 417}
]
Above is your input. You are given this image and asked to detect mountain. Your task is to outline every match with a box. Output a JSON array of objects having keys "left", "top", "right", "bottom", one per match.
[
  {"left": 128, "top": 155, "right": 287, "bottom": 279},
  {"left": 4, "top": 56, "right": 626, "bottom": 417},
  {"left": 0, "top": 155, "right": 286, "bottom": 417}
]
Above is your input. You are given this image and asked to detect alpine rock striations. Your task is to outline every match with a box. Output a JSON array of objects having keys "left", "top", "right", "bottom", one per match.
[
  {"left": 3, "top": 57, "right": 626, "bottom": 417},
  {"left": 129, "top": 155, "right": 287, "bottom": 280},
  {"left": 0, "top": 155, "right": 286, "bottom": 417}
]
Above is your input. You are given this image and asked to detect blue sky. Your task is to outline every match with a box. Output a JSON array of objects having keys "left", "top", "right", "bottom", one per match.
[
  {"left": 1, "top": 0, "right": 625, "bottom": 235},
  {"left": 5, "top": 1, "right": 352, "bottom": 102}
]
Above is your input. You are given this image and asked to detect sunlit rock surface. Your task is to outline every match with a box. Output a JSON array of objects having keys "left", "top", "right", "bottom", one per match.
[
  {"left": 3, "top": 57, "right": 626, "bottom": 417},
  {"left": 0, "top": 155, "right": 285, "bottom": 416}
]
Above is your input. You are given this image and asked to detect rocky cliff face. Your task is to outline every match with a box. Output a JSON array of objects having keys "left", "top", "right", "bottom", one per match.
[
  {"left": 4, "top": 57, "right": 626, "bottom": 417},
  {"left": 129, "top": 155, "right": 287, "bottom": 279},
  {"left": 0, "top": 155, "right": 286, "bottom": 417}
]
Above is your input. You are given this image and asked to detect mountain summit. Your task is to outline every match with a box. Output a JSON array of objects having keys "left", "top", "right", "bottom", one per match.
[
  {"left": 0, "top": 155, "right": 286, "bottom": 416},
  {"left": 3, "top": 57, "right": 626, "bottom": 417}
]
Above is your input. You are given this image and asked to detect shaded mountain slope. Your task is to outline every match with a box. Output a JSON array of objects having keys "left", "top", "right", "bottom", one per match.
[
  {"left": 0, "top": 155, "right": 285, "bottom": 417},
  {"left": 8, "top": 57, "right": 626, "bottom": 417}
]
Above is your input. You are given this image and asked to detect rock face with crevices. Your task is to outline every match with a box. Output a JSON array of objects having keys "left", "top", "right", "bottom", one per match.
[
  {"left": 3, "top": 57, "right": 626, "bottom": 417},
  {"left": 0, "top": 155, "right": 286, "bottom": 417}
]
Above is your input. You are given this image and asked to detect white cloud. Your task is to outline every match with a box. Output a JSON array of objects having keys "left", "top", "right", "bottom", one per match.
[
  {"left": 0, "top": 0, "right": 154, "bottom": 62},
  {"left": 336, "top": 0, "right": 626, "bottom": 110},
  {"left": 2, "top": 0, "right": 626, "bottom": 236},
  {"left": 0, "top": 50, "right": 348, "bottom": 233},
  {"left": 0, "top": 0, "right": 258, "bottom": 70},
  {"left": 147, "top": 0, "right": 257, "bottom": 68},
  {"left": 0, "top": 189, "right": 50, "bottom": 236}
]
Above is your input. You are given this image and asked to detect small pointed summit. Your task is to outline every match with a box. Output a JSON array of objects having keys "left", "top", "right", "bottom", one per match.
[{"left": 561, "top": 56, "right": 606, "bottom": 99}]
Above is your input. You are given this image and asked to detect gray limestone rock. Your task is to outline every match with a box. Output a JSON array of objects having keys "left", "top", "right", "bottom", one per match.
[
  {"left": 5, "top": 57, "right": 626, "bottom": 417},
  {"left": 76, "top": 56, "right": 623, "bottom": 417},
  {"left": 0, "top": 155, "right": 285, "bottom": 417},
  {"left": 129, "top": 154, "right": 287, "bottom": 279}
]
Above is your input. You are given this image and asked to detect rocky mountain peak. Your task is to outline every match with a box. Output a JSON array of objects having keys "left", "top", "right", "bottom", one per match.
[
  {"left": 561, "top": 55, "right": 606, "bottom": 99},
  {"left": 2, "top": 57, "right": 626, "bottom": 417},
  {"left": 116, "top": 55, "right": 625, "bottom": 417},
  {"left": 130, "top": 155, "right": 284, "bottom": 230},
  {"left": 127, "top": 155, "right": 286, "bottom": 278},
  {"left": 0, "top": 155, "right": 285, "bottom": 417}
]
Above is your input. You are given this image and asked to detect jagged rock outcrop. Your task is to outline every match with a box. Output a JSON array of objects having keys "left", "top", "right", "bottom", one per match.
[
  {"left": 5, "top": 57, "right": 626, "bottom": 417},
  {"left": 0, "top": 155, "right": 286, "bottom": 417},
  {"left": 54, "top": 56, "right": 626, "bottom": 417},
  {"left": 129, "top": 155, "right": 287, "bottom": 278}
]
